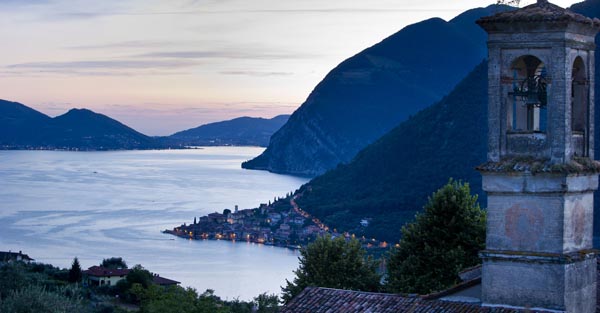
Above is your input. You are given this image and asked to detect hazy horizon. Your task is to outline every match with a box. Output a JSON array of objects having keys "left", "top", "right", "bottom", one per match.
[{"left": 0, "top": 0, "right": 581, "bottom": 135}]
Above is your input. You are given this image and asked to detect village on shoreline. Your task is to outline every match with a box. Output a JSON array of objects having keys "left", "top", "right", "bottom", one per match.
[{"left": 164, "top": 194, "right": 391, "bottom": 251}]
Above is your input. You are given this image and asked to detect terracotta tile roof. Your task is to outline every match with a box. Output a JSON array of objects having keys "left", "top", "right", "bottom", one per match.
[
  {"left": 280, "top": 287, "right": 420, "bottom": 313},
  {"left": 152, "top": 275, "right": 180, "bottom": 286},
  {"left": 476, "top": 0, "right": 600, "bottom": 28},
  {"left": 82, "top": 266, "right": 129, "bottom": 277},
  {"left": 283, "top": 259, "right": 600, "bottom": 313},
  {"left": 281, "top": 287, "right": 551, "bottom": 313}
]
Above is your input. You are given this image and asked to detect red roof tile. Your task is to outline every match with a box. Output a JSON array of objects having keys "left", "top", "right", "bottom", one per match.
[
  {"left": 152, "top": 275, "right": 180, "bottom": 286},
  {"left": 82, "top": 266, "right": 129, "bottom": 277},
  {"left": 281, "top": 287, "right": 553, "bottom": 313}
]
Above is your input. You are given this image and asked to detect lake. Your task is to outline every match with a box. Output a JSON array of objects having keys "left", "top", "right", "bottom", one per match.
[{"left": 0, "top": 147, "right": 309, "bottom": 300}]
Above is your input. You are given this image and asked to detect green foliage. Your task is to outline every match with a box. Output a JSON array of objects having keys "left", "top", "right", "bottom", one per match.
[
  {"left": 113, "top": 264, "right": 154, "bottom": 303},
  {"left": 281, "top": 235, "right": 380, "bottom": 303},
  {"left": 0, "top": 259, "right": 276, "bottom": 313},
  {"left": 68, "top": 257, "right": 82, "bottom": 283},
  {"left": 253, "top": 293, "right": 279, "bottom": 313},
  {"left": 223, "top": 209, "right": 232, "bottom": 216},
  {"left": 135, "top": 287, "right": 229, "bottom": 313},
  {"left": 101, "top": 257, "right": 128, "bottom": 269},
  {"left": 385, "top": 180, "right": 486, "bottom": 294},
  {"left": 0, "top": 262, "right": 70, "bottom": 300},
  {"left": 0, "top": 284, "right": 89, "bottom": 313},
  {"left": 126, "top": 265, "right": 153, "bottom": 288}
]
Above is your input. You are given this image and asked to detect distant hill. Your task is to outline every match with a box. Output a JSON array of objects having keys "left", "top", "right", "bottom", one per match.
[
  {"left": 169, "top": 115, "right": 289, "bottom": 147},
  {"left": 0, "top": 100, "right": 163, "bottom": 150},
  {"left": 41, "top": 108, "right": 159, "bottom": 150},
  {"left": 242, "top": 5, "right": 507, "bottom": 177},
  {"left": 0, "top": 100, "right": 287, "bottom": 150},
  {"left": 0, "top": 99, "right": 52, "bottom": 147},
  {"left": 295, "top": 63, "right": 488, "bottom": 242}
]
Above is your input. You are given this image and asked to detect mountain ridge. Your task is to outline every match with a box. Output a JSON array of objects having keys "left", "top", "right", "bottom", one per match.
[
  {"left": 295, "top": 62, "right": 488, "bottom": 242},
  {"left": 170, "top": 115, "right": 289, "bottom": 147},
  {"left": 292, "top": 0, "right": 600, "bottom": 242},
  {"left": 242, "top": 5, "right": 507, "bottom": 177},
  {"left": 0, "top": 100, "right": 288, "bottom": 150}
]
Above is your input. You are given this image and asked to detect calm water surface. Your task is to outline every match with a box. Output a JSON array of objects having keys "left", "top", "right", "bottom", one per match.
[{"left": 0, "top": 147, "right": 309, "bottom": 300}]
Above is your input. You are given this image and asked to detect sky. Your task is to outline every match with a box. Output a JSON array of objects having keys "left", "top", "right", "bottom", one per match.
[{"left": 0, "top": 0, "right": 583, "bottom": 135}]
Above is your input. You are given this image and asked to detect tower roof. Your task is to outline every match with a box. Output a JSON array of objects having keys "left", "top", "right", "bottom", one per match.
[{"left": 477, "top": 0, "right": 600, "bottom": 30}]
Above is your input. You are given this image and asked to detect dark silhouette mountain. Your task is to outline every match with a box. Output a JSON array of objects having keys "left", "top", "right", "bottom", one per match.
[
  {"left": 0, "top": 99, "right": 52, "bottom": 147},
  {"left": 293, "top": 0, "right": 600, "bottom": 243},
  {"left": 170, "top": 115, "right": 289, "bottom": 147},
  {"left": 1, "top": 99, "right": 289, "bottom": 150},
  {"left": 41, "top": 108, "right": 158, "bottom": 150},
  {"left": 0, "top": 100, "right": 162, "bottom": 150},
  {"left": 295, "top": 63, "right": 488, "bottom": 242},
  {"left": 242, "top": 5, "right": 507, "bottom": 177}
]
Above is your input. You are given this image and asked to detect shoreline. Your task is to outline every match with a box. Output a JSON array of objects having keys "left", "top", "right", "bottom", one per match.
[{"left": 163, "top": 229, "right": 302, "bottom": 250}]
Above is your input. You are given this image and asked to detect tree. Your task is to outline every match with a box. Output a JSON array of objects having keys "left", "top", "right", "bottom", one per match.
[
  {"left": 281, "top": 235, "right": 380, "bottom": 303},
  {"left": 68, "top": 257, "right": 82, "bottom": 283},
  {"left": 223, "top": 209, "right": 232, "bottom": 216},
  {"left": 101, "top": 257, "right": 128, "bottom": 269},
  {"left": 385, "top": 179, "right": 486, "bottom": 294},
  {"left": 126, "top": 265, "right": 153, "bottom": 288},
  {"left": 254, "top": 293, "right": 279, "bottom": 313},
  {"left": 0, "top": 285, "right": 88, "bottom": 313}
]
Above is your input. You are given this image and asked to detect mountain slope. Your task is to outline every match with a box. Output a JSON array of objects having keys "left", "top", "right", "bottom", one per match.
[
  {"left": 293, "top": 0, "right": 600, "bottom": 243},
  {"left": 0, "top": 101, "right": 162, "bottom": 150},
  {"left": 242, "top": 5, "right": 504, "bottom": 177},
  {"left": 170, "top": 115, "right": 289, "bottom": 147},
  {"left": 296, "top": 62, "right": 488, "bottom": 242},
  {"left": 41, "top": 108, "right": 158, "bottom": 150},
  {"left": 0, "top": 99, "right": 52, "bottom": 147}
]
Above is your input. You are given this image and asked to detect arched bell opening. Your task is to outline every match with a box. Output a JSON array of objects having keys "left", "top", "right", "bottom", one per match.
[
  {"left": 571, "top": 56, "right": 589, "bottom": 157},
  {"left": 508, "top": 55, "right": 547, "bottom": 133}
]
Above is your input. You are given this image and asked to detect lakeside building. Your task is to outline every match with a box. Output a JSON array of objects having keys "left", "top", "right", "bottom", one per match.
[
  {"left": 0, "top": 251, "right": 34, "bottom": 263},
  {"left": 83, "top": 266, "right": 180, "bottom": 287}
]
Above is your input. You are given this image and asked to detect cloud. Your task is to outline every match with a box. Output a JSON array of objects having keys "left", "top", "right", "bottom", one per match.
[
  {"left": 47, "top": 7, "right": 460, "bottom": 20},
  {"left": 136, "top": 50, "right": 315, "bottom": 61},
  {"left": 66, "top": 40, "right": 225, "bottom": 50},
  {"left": 8, "top": 59, "right": 197, "bottom": 69},
  {"left": 220, "top": 71, "right": 293, "bottom": 77},
  {"left": 3, "top": 59, "right": 198, "bottom": 76}
]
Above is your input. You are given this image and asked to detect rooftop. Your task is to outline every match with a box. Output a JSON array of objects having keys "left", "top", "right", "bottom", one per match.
[
  {"left": 477, "top": 0, "right": 600, "bottom": 29},
  {"left": 281, "top": 259, "right": 600, "bottom": 313},
  {"left": 82, "top": 266, "right": 130, "bottom": 277},
  {"left": 82, "top": 266, "right": 180, "bottom": 286},
  {"left": 152, "top": 275, "right": 181, "bottom": 286},
  {"left": 0, "top": 251, "right": 34, "bottom": 262}
]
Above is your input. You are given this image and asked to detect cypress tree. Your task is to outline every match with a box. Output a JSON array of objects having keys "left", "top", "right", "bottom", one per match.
[
  {"left": 68, "top": 257, "right": 82, "bottom": 283},
  {"left": 385, "top": 179, "right": 486, "bottom": 294}
]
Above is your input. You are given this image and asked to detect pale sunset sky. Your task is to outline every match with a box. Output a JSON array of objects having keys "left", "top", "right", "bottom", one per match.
[{"left": 0, "top": 0, "right": 581, "bottom": 135}]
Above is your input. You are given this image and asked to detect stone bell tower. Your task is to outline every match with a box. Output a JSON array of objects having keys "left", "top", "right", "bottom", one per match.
[{"left": 477, "top": 1, "right": 600, "bottom": 312}]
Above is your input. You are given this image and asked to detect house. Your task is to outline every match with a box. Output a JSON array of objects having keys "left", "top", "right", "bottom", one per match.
[
  {"left": 152, "top": 274, "right": 180, "bottom": 287},
  {"left": 0, "top": 251, "right": 33, "bottom": 263},
  {"left": 83, "top": 266, "right": 181, "bottom": 288},
  {"left": 207, "top": 212, "right": 226, "bottom": 224},
  {"left": 82, "top": 266, "right": 129, "bottom": 287},
  {"left": 267, "top": 213, "right": 282, "bottom": 224}
]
